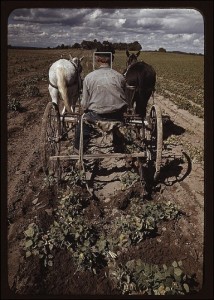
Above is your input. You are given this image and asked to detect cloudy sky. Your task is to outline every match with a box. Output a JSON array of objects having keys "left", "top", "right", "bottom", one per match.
[{"left": 8, "top": 8, "right": 204, "bottom": 54}]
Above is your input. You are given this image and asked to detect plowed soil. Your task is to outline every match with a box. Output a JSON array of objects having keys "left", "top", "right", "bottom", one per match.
[{"left": 4, "top": 49, "right": 206, "bottom": 297}]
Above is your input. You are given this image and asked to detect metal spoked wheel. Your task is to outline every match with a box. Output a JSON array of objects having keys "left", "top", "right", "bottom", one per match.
[
  {"left": 149, "top": 104, "right": 163, "bottom": 181},
  {"left": 40, "top": 102, "right": 61, "bottom": 181}
]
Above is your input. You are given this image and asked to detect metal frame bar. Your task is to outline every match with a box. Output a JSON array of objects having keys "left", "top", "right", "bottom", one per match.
[{"left": 50, "top": 152, "right": 147, "bottom": 161}]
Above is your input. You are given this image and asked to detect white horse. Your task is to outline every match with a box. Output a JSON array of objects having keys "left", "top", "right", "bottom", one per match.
[{"left": 48, "top": 55, "right": 84, "bottom": 114}]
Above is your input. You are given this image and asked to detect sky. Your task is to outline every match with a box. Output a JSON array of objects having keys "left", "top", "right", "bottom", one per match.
[{"left": 8, "top": 8, "right": 204, "bottom": 54}]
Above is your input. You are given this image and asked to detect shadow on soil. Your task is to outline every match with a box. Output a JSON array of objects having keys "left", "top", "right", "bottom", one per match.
[
  {"left": 158, "top": 115, "right": 192, "bottom": 186},
  {"left": 162, "top": 114, "right": 185, "bottom": 140}
]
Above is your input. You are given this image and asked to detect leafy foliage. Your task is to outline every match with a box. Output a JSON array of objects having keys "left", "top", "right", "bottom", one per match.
[
  {"left": 23, "top": 191, "right": 104, "bottom": 271},
  {"left": 24, "top": 187, "right": 181, "bottom": 274},
  {"left": 120, "top": 169, "right": 141, "bottom": 190},
  {"left": 23, "top": 172, "right": 198, "bottom": 295},
  {"left": 62, "top": 167, "right": 87, "bottom": 187},
  {"left": 107, "top": 199, "right": 181, "bottom": 249},
  {"left": 109, "top": 259, "right": 197, "bottom": 295}
]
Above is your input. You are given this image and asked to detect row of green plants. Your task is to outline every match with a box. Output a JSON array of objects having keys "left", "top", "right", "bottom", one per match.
[
  {"left": 156, "top": 85, "right": 204, "bottom": 118},
  {"left": 109, "top": 259, "right": 195, "bottom": 295},
  {"left": 23, "top": 170, "right": 197, "bottom": 294}
]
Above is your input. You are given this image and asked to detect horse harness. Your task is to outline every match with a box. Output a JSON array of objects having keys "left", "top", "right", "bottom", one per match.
[
  {"left": 123, "top": 66, "right": 138, "bottom": 106},
  {"left": 49, "top": 60, "right": 81, "bottom": 92}
]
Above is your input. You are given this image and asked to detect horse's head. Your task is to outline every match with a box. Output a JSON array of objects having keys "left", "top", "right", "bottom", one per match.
[
  {"left": 126, "top": 50, "right": 140, "bottom": 67},
  {"left": 69, "top": 55, "right": 84, "bottom": 73}
]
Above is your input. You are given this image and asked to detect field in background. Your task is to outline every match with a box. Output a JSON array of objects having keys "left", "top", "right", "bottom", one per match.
[
  {"left": 8, "top": 49, "right": 204, "bottom": 118},
  {"left": 115, "top": 51, "right": 204, "bottom": 118}
]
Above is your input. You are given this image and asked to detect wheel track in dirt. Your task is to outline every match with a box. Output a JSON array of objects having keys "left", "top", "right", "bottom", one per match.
[
  {"left": 154, "top": 94, "right": 204, "bottom": 144},
  {"left": 153, "top": 94, "right": 204, "bottom": 285}
]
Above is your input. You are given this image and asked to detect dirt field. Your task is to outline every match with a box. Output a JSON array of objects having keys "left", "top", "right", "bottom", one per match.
[{"left": 4, "top": 49, "right": 207, "bottom": 297}]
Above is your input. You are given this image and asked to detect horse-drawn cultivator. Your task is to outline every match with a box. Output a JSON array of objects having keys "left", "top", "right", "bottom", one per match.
[
  {"left": 40, "top": 101, "right": 163, "bottom": 189},
  {"left": 41, "top": 51, "right": 163, "bottom": 192}
]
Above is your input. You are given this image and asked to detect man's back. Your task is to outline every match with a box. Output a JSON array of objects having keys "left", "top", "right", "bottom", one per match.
[{"left": 82, "top": 67, "right": 127, "bottom": 114}]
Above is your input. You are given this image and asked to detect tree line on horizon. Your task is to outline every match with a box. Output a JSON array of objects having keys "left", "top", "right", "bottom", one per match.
[
  {"left": 57, "top": 39, "right": 142, "bottom": 51},
  {"left": 8, "top": 39, "right": 142, "bottom": 51},
  {"left": 7, "top": 39, "right": 203, "bottom": 56}
]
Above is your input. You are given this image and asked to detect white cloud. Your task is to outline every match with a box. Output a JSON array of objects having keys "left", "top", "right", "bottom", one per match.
[
  {"left": 115, "top": 18, "right": 126, "bottom": 27},
  {"left": 7, "top": 8, "right": 204, "bottom": 53},
  {"left": 90, "top": 9, "right": 102, "bottom": 19},
  {"left": 193, "top": 39, "right": 200, "bottom": 46}
]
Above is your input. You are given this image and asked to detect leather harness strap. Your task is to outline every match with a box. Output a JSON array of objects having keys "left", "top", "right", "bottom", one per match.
[{"left": 49, "top": 80, "right": 58, "bottom": 89}]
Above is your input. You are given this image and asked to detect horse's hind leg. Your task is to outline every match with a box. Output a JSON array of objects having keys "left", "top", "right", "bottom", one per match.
[
  {"left": 48, "top": 85, "right": 59, "bottom": 105},
  {"left": 136, "top": 97, "right": 147, "bottom": 120},
  {"left": 49, "top": 84, "right": 67, "bottom": 118},
  {"left": 49, "top": 85, "right": 67, "bottom": 139},
  {"left": 136, "top": 90, "right": 153, "bottom": 120}
]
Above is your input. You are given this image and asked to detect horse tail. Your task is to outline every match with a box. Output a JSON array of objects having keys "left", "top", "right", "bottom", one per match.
[
  {"left": 136, "top": 69, "right": 156, "bottom": 118},
  {"left": 137, "top": 74, "right": 147, "bottom": 118},
  {"left": 57, "top": 68, "right": 73, "bottom": 113}
]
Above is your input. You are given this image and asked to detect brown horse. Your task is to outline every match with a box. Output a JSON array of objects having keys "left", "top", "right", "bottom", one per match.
[{"left": 124, "top": 50, "right": 156, "bottom": 119}]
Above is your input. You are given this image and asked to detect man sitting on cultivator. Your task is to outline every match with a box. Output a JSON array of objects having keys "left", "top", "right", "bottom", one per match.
[{"left": 74, "top": 46, "right": 128, "bottom": 152}]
